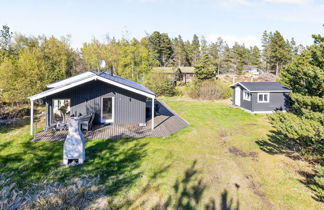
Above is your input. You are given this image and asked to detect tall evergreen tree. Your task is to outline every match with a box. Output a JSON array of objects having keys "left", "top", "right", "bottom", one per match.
[
  {"left": 231, "top": 43, "right": 249, "bottom": 74},
  {"left": 194, "top": 54, "right": 216, "bottom": 80},
  {"left": 261, "top": 30, "right": 271, "bottom": 72},
  {"left": 160, "top": 33, "right": 173, "bottom": 66},
  {"left": 270, "top": 33, "right": 324, "bottom": 157},
  {"left": 0, "top": 25, "right": 12, "bottom": 51},
  {"left": 249, "top": 46, "right": 261, "bottom": 68},
  {"left": 146, "top": 31, "right": 173, "bottom": 67},
  {"left": 215, "top": 37, "right": 226, "bottom": 74},
  {"left": 172, "top": 35, "right": 190, "bottom": 66},
  {"left": 268, "top": 31, "right": 291, "bottom": 75},
  {"left": 191, "top": 34, "right": 200, "bottom": 65}
]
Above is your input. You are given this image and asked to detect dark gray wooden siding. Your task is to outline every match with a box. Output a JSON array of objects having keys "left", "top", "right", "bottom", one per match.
[
  {"left": 232, "top": 85, "right": 289, "bottom": 112},
  {"left": 240, "top": 86, "right": 252, "bottom": 111},
  {"left": 44, "top": 80, "right": 147, "bottom": 127},
  {"left": 231, "top": 86, "right": 252, "bottom": 110},
  {"left": 251, "top": 92, "right": 289, "bottom": 112}
]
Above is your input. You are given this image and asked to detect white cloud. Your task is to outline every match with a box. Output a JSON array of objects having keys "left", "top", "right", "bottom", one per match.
[
  {"left": 218, "top": 0, "right": 254, "bottom": 7},
  {"left": 264, "top": 0, "right": 313, "bottom": 4},
  {"left": 207, "top": 34, "right": 261, "bottom": 47}
]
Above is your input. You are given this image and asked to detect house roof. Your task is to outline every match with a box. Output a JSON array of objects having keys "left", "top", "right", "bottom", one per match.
[
  {"left": 29, "top": 71, "right": 155, "bottom": 100},
  {"left": 231, "top": 82, "right": 291, "bottom": 92},
  {"left": 91, "top": 71, "right": 155, "bottom": 95},
  {"left": 243, "top": 65, "right": 258, "bottom": 71},
  {"left": 152, "top": 66, "right": 195, "bottom": 74}
]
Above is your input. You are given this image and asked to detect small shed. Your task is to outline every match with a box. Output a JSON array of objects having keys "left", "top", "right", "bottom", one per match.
[
  {"left": 152, "top": 67, "right": 195, "bottom": 83},
  {"left": 28, "top": 70, "right": 156, "bottom": 135},
  {"left": 231, "top": 82, "right": 291, "bottom": 113}
]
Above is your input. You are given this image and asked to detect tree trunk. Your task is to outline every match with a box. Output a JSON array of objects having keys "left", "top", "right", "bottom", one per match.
[{"left": 275, "top": 62, "right": 279, "bottom": 76}]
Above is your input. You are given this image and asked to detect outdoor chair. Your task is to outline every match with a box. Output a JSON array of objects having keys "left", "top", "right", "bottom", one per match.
[{"left": 79, "top": 113, "right": 95, "bottom": 131}]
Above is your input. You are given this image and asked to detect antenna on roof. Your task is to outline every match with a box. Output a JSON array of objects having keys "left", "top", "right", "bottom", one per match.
[
  {"left": 109, "top": 66, "right": 114, "bottom": 76},
  {"left": 99, "top": 60, "right": 106, "bottom": 71}
]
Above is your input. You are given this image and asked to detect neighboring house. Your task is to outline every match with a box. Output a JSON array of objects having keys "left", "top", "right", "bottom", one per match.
[
  {"left": 29, "top": 70, "right": 156, "bottom": 135},
  {"left": 152, "top": 67, "right": 195, "bottom": 83},
  {"left": 243, "top": 65, "right": 259, "bottom": 75},
  {"left": 231, "top": 82, "right": 291, "bottom": 113}
]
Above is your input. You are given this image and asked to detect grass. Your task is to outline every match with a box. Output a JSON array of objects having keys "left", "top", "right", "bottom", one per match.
[{"left": 0, "top": 97, "right": 323, "bottom": 209}]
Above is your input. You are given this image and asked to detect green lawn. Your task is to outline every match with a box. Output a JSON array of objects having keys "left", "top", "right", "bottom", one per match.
[{"left": 0, "top": 97, "right": 323, "bottom": 209}]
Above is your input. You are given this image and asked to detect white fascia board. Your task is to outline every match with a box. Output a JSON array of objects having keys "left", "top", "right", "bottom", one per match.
[
  {"left": 237, "top": 83, "right": 251, "bottom": 92},
  {"left": 229, "top": 82, "right": 239, "bottom": 88},
  {"left": 249, "top": 90, "right": 291, "bottom": 93},
  {"left": 47, "top": 72, "right": 95, "bottom": 88},
  {"left": 29, "top": 76, "right": 97, "bottom": 100},
  {"left": 230, "top": 82, "right": 251, "bottom": 92},
  {"left": 29, "top": 75, "right": 155, "bottom": 101},
  {"left": 96, "top": 76, "right": 155, "bottom": 99}
]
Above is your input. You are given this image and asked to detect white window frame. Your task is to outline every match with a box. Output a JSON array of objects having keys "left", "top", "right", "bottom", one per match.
[
  {"left": 243, "top": 90, "right": 251, "bottom": 101},
  {"left": 257, "top": 93, "right": 270, "bottom": 103},
  {"left": 101, "top": 96, "right": 115, "bottom": 124}
]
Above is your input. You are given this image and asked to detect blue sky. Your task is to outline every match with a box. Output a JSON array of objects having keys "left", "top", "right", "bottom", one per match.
[{"left": 0, "top": 0, "right": 323, "bottom": 49}]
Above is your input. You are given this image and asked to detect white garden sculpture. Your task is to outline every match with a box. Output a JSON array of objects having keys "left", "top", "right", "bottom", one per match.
[{"left": 63, "top": 118, "right": 86, "bottom": 165}]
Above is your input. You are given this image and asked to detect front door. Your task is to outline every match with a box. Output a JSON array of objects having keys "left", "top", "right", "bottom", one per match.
[
  {"left": 101, "top": 97, "right": 114, "bottom": 123},
  {"left": 235, "top": 86, "right": 241, "bottom": 106}
]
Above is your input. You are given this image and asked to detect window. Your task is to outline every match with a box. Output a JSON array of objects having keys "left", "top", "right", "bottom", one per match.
[
  {"left": 257, "top": 93, "right": 270, "bottom": 103},
  {"left": 243, "top": 90, "right": 251, "bottom": 101},
  {"left": 52, "top": 99, "right": 71, "bottom": 123}
]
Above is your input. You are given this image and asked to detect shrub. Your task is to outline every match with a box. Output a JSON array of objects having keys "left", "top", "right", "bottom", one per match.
[
  {"left": 188, "top": 79, "right": 231, "bottom": 100},
  {"left": 143, "top": 73, "right": 177, "bottom": 96},
  {"left": 268, "top": 112, "right": 324, "bottom": 157},
  {"left": 311, "top": 165, "right": 324, "bottom": 202}
]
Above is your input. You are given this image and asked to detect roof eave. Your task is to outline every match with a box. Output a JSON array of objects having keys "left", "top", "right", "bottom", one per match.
[{"left": 29, "top": 75, "right": 155, "bottom": 101}]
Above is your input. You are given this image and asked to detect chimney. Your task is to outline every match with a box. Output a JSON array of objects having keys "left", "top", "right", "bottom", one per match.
[{"left": 110, "top": 66, "right": 114, "bottom": 76}]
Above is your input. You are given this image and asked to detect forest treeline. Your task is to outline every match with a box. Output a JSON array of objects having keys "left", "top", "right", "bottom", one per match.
[{"left": 0, "top": 25, "right": 301, "bottom": 103}]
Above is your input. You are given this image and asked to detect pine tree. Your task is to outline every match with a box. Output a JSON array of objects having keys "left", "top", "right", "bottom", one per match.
[
  {"left": 249, "top": 46, "right": 261, "bottom": 68},
  {"left": 147, "top": 31, "right": 162, "bottom": 66},
  {"left": 270, "top": 33, "right": 324, "bottom": 158},
  {"left": 172, "top": 35, "right": 189, "bottom": 66},
  {"left": 268, "top": 31, "right": 291, "bottom": 75},
  {"left": 231, "top": 43, "right": 249, "bottom": 74},
  {"left": 194, "top": 54, "right": 216, "bottom": 80},
  {"left": 160, "top": 33, "right": 173, "bottom": 67},
  {"left": 191, "top": 34, "right": 200, "bottom": 65},
  {"left": 261, "top": 30, "right": 271, "bottom": 72},
  {"left": 215, "top": 37, "right": 226, "bottom": 74}
]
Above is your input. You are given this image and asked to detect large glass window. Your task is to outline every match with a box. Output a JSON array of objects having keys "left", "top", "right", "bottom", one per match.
[
  {"left": 257, "top": 93, "right": 270, "bottom": 103},
  {"left": 52, "top": 99, "right": 71, "bottom": 123}
]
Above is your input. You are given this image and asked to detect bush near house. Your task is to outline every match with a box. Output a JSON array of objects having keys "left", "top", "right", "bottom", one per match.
[
  {"left": 188, "top": 78, "right": 231, "bottom": 100},
  {"left": 143, "top": 73, "right": 178, "bottom": 96}
]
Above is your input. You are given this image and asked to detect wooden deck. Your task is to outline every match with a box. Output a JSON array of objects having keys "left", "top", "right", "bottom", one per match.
[{"left": 31, "top": 101, "right": 189, "bottom": 142}]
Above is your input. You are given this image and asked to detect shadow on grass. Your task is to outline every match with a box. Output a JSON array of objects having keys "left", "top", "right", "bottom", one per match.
[
  {"left": 297, "top": 169, "right": 324, "bottom": 202},
  {"left": 151, "top": 160, "right": 240, "bottom": 210},
  {"left": 255, "top": 130, "right": 302, "bottom": 160},
  {"left": 0, "top": 136, "right": 148, "bottom": 200},
  {"left": 0, "top": 118, "right": 30, "bottom": 134},
  {"left": 256, "top": 130, "right": 324, "bottom": 203}
]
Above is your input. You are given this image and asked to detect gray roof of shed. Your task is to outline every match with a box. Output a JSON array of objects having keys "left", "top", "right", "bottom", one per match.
[{"left": 233, "top": 82, "right": 291, "bottom": 92}]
